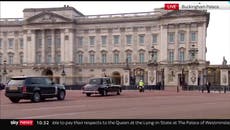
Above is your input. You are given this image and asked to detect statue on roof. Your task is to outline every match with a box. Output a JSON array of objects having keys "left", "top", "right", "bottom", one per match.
[{"left": 222, "top": 56, "right": 227, "bottom": 65}]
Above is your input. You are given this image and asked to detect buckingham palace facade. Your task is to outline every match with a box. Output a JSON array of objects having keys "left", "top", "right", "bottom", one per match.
[{"left": 0, "top": 6, "right": 214, "bottom": 87}]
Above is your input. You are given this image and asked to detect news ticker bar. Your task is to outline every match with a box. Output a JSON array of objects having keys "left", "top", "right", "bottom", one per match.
[
  {"left": 164, "top": 3, "right": 230, "bottom": 10},
  {"left": 2, "top": 119, "right": 230, "bottom": 127}
]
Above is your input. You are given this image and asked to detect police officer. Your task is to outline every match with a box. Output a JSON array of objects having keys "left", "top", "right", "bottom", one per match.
[{"left": 138, "top": 80, "right": 144, "bottom": 92}]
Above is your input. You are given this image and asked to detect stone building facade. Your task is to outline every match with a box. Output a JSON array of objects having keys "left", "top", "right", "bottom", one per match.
[{"left": 0, "top": 6, "right": 220, "bottom": 87}]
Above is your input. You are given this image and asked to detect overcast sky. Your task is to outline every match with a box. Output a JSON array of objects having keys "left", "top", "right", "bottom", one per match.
[{"left": 0, "top": 1, "right": 230, "bottom": 65}]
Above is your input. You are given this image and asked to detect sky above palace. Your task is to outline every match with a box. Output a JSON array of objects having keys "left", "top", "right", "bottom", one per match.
[{"left": 0, "top": 1, "right": 230, "bottom": 65}]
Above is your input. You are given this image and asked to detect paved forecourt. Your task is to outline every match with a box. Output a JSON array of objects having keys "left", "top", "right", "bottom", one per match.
[{"left": 1, "top": 87, "right": 230, "bottom": 119}]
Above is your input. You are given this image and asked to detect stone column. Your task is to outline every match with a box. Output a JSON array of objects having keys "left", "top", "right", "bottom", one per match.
[
  {"left": 160, "top": 25, "right": 168, "bottom": 62},
  {"left": 25, "top": 30, "right": 35, "bottom": 64},
  {"left": 31, "top": 30, "right": 35, "bottom": 63},
  {"left": 60, "top": 29, "right": 65, "bottom": 63},
  {"left": 23, "top": 30, "right": 28, "bottom": 64},
  {"left": 41, "top": 30, "right": 45, "bottom": 63},
  {"left": 220, "top": 69, "right": 229, "bottom": 86},
  {"left": 51, "top": 29, "right": 55, "bottom": 63}
]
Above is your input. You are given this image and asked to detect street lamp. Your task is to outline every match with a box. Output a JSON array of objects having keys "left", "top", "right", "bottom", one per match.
[
  {"left": 188, "top": 44, "right": 199, "bottom": 90},
  {"left": 189, "top": 44, "right": 198, "bottom": 62},
  {"left": 148, "top": 46, "right": 158, "bottom": 87}
]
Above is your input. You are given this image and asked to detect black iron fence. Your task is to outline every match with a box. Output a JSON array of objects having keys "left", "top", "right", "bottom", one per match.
[{"left": 182, "top": 85, "right": 230, "bottom": 93}]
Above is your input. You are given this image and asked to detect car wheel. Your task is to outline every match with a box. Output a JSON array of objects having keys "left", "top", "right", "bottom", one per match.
[
  {"left": 57, "top": 90, "right": 65, "bottom": 100},
  {"left": 31, "top": 92, "right": 41, "bottom": 103},
  {"left": 86, "top": 93, "right": 91, "bottom": 97},
  {"left": 102, "top": 90, "right": 107, "bottom": 96},
  {"left": 9, "top": 98, "right": 20, "bottom": 103},
  {"left": 117, "top": 89, "right": 120, "bottom": 95},
  {"left": 41, "top": 98, "right": 46, "bottom": 101}
]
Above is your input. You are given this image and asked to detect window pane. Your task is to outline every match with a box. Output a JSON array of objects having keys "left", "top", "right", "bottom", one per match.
[
  {"left": 90, "top": 54, "right": 95, "bottom": 63},
  {"left": 8, "top": 39, "right": 14, "bottom": 49},
  {"left": 113, "top": 35, "right": 119, "bottom": 44},
  {"left": 20, "top": 39, "right": 24, "bottom": 49},
  {"left": 47, "top": 55, "right": 51, "bottom": 64},
  {"left": 139, "top": 53, "right": 145, "bottom": 63},
  {"left": 126, "top": 35, "right": 132, "bottom": 45},
  {"left": 179, "top": 33, "right": 185, "bottom": 43},
  {"left": 101, "top": 36, "right": 107, "bottom": 47},
  {"left": 114, "top": 53, "right": 119, "bottom": 64},
  {"left": 179, "top": 50, "right": 185, "bottom": 62},
  {"left": 20, "top": 55, "right": 23, "bottom": 64},
  {"left": 56, "top": 55, "right": 61, "bottom": 64},
  {"left": 102, "top": 54, "right": 107, "bottom": 63},
  {"left": 139, "top": 35, "right": 144, "bottom": 45},
  {"left": 168, "top": 32, "right": 175, "bottom": 43},
  {"left": 127, "top": 54, "right": 132, "bottom": 63},
  {"left": 78, "top": 37, "right": 83, "bottom": 48},
  {"left": 191, "top": 32, "right": 197, "bottom": 42},
  {"left": 90, "top": 36, "right": 95, "bottom": 46},
  {"left": 78, "top": 54, "right": 83, "bottom": 64},
  {"left": 152, "top": 34, "right": 157, "bottom": 44},
  {"left": 168, "top": 50, "right": 174, "bottom": 63}
]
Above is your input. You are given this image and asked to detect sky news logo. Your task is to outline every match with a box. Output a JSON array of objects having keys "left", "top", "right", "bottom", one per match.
[{"left": 10, "top": 120, "right": 34, "bottom": 126}]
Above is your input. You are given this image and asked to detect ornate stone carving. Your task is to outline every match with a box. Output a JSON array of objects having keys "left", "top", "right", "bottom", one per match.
[
  {"left": 190, "top": 70, "right": 196, "bottom": 84},
  {"left": 40, "top": 14, "right": 56, "bottom": 22},
  {"left": 222, "top": 56, "right": 227, "bottom": 65}
]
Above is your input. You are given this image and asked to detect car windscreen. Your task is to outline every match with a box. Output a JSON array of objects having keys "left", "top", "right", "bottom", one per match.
[
  {"left": 89, "top": 78, "right": 102, "bottom": 85},
  {"left": 8, "top": 78, "right": 26, "bottom": 86}
]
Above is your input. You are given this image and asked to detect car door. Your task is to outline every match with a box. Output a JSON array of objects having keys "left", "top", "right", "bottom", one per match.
[
  {"left": 42, "top": 78, "right": 56, "bottom": 95},
  {"left": 104, "top": 78, "right": 113, "bottom": 92}
]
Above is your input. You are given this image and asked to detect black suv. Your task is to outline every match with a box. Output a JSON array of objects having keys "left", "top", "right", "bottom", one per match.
[{"left": 5, "top": 76, "right": 66, "bottom": 103}]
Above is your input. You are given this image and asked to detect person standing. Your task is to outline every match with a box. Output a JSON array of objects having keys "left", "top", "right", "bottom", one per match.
[{"left": 206, "top": 81, "right": 211, "bottom": 93}]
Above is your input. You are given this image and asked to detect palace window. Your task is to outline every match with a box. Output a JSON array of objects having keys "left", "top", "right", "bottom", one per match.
[
  {"left": 102, "top": 53, "right": 107, "bottom": 63},
  {"left": 168, "top": 49, "right": 174, "bottom": 63},
  {"left": 139, "top": 34, "right": 145, "bottom": 45},
  {"left": 168, "top": 32, "right": 175, "bottom": 43},
  {"left": 114, "top": 53, "right": 119, "bottom": 64},
  {"left": 113, "top": 35, "right": 120, "bottom": 45},
  {"left": 89, "top": 36, "right": 95, "bottom": 46},
  {"left": 126, "top": 35, "right": 132, "bottom": 45},
  {"left": 8, "top": 38, "right": 14, "bottom": 49},
  {"left": 179, "top": 32, "right": 185, "bottom": 43},
  {"left": 89, "top": 54, "right": 95, "bottom": 64},
  {"left": 139, "top": 53, "right": 145, "bottom": 63},
  {"left": 101, "top": 36, "right": 107, "bottom": 47},
  {"left": 152, "top": 34, "right": 157, "bottom": 44},
  {"left": 78, "top": 37, "right": 83, "bottom": 48}
]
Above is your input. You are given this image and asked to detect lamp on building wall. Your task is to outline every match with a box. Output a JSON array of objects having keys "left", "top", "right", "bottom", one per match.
[
  {"left": 3, "top": 60, "right": 7, "bottom": 75},
  {"left": 61, "top": 64, "right": 66, "bottom": 76},
  {"left": 61, "top": 64, "right": 66, "bottom": 85},
  {"left": 2, "top": 60, "right": 8, "bottom": 84}
]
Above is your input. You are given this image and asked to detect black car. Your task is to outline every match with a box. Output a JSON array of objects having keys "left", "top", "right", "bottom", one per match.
[
  {"left": 82, "top": 77, "right": 122, "bottom": 96},
  {"left": 5, "top": 76, "right": 66, "bottom": 103},
  {"left": 0, "top": 83, "right": 5, "bottom": 90}
]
